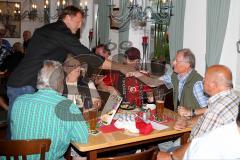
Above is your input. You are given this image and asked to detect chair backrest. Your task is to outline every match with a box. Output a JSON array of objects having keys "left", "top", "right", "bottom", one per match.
[
  {"left": 0, "top": 139, "right": 51, "bottom": 160},
  {"left": 97, "top": 146, "right": 158, "bottom": 160}
]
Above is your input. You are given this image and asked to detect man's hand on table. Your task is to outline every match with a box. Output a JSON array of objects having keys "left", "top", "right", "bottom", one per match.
[
  {"left": 174, "top": 116, "right": 189, "bottom": 130},
  {"left": 178, "top": 106, "right": 192, "bottom": 117}
]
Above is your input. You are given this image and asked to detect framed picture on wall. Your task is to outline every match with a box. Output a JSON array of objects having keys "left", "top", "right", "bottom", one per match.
[
  {"left": 110, "top": 8, "right": 120, "bottom": 30},
  {"left": 0, "top": 2, "right": 21, "bottom": 38}
]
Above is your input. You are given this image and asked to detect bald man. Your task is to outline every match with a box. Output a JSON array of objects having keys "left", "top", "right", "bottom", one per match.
[{"left": 157, "top": 65, "right": 240, "bottom": 160}]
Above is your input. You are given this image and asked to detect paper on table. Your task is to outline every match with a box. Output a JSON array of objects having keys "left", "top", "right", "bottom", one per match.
[
  {"left": 150, "top": 121, "right": 169, "bottom": 131},
  {"left": 114, "top": 116, "right": 139, "bottom": 134}
]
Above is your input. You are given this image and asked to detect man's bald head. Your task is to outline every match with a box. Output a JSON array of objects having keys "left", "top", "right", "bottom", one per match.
[{"left": 204, "top": 65, "right": 232, "bottom": 96}]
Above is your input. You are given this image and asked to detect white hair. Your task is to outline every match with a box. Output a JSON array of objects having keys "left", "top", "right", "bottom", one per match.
[{"left": 37, "top": 60, "right": 64, "bottom": 92}]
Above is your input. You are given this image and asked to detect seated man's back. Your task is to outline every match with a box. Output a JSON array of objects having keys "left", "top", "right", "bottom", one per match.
[{"left": 11, "top": 60, "right": 88, "bottom": 159}]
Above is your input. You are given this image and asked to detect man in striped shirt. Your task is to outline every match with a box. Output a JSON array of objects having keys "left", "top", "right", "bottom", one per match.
[
  {"left": 10, "top": 60, "right": 88, "bottom": 160},
  {"left": 157, "top": 64, "right": 240, "bottom": 159}
]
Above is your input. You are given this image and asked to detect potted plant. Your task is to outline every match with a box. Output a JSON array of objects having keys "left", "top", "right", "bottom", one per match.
[{"left": 151, "top": 23, "right": 170, "bottom": 76}]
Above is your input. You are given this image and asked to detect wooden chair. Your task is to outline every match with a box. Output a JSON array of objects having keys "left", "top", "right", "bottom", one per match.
[
  {"left": 97, "top": 146, "right": 158, "bottom": 160},
  {"left": 0, "top": 139, "right": 51, "bottom": 160}
]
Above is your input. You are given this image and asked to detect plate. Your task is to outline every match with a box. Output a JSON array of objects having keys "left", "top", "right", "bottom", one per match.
[{"left": 119, "top": 103, "right": 136, "bottom": 110}]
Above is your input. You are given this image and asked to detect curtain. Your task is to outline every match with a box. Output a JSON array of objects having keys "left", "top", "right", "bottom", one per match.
[
  {"left": 98, "top": 0, "right": 110, "bottom": 44},
  {"left": 205, "top": 0, "right": 230, "bottom": 67},
  {"left": 168, "top": 0, "right": 186, "bottom": 61},
  {"left": 118, "top": 0, "right": 130, "bottom": 54}
]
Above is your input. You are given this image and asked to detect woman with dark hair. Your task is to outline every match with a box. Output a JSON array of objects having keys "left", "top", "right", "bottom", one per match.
[{"left": 97, "top": 47, "right": 152, "bottom": 107}]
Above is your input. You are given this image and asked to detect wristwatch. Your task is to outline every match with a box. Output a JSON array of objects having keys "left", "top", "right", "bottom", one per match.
[{"left": 192, "top": 109, "right": 196, "bottom": 116}]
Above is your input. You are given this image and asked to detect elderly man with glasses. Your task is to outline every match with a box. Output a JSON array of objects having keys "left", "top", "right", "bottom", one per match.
[
  {"left": 163, "top": 48, "right": 208, "bottom": 116},
  {"left": 133, "top": 48, "right": 208, "bottom": 116}
]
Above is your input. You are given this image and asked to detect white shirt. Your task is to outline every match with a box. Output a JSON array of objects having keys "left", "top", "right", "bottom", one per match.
[{"left": 184, "top": 122, "right": 240, "bottom": 159}]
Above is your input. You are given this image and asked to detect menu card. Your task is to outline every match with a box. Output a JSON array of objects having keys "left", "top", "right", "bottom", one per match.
[{"left": 101, "top": 94, "right": 122, "bottom": 125}]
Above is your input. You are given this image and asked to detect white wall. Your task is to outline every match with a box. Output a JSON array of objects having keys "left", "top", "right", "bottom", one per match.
[
  {"left": 220, "top": 0, "right": 240, "bottom": 90},
  {"left": 79, "top": 0, "right": 94, "bottom": 48},
  {"left": 183, "top": 0, "right": 206, "bottom": 76},
  {"left": 109, "top": 0, "right": 151, "bottom": 60},
  {"left": 183, "top": 0, "right": 240, "bottom": 90},
  {"left": 109, "top": 29, "right": 119, "bottom": 56},
  {"left": 128, "top": 25, "right": 147, "bottom": 58}
]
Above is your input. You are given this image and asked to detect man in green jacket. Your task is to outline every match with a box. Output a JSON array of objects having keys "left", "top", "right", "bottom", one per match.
[{"left": 132, "top": 48, "right": 208, "bottom": 117}]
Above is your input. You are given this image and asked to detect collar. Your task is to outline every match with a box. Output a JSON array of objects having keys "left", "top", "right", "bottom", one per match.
[
  {"left": 56, "top": 20, "right": 74, "bottom": 36},
  {"left": 177, "top": 69, "right": 193, "bottom": 81},
  {"left": 38, "top": 89, "right": 62, "bottom": 96},
  {"left": 208, "top": 89, "right": 232, "bottom": 105}
]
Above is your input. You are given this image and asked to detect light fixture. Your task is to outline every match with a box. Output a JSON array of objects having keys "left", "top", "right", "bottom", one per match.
[
  {"left": 56, "top": 0, "right": 69, "bottom": 16},
  {"left": 14, "top": 1, "right": 38, "bottom": 21},
  {"left": 0, "top": 1, "right": 35, "bottom": 23},
  {"left": 79, "top": 1, "right": 89, "bottom": 16},
  {"left": 108, "top": 0, "right": 173, "bottom": 29},
  {"left": 44, "top": 0, "right": 89, "bottom": 24}
]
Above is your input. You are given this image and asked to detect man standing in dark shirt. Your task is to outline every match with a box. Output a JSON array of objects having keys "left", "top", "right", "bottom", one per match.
[{"left": 7, "top": 6, "right": 134, "bottom": 137}]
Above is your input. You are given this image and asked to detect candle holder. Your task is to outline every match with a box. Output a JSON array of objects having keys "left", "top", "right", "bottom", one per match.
[{"left": 142, "top": 36, "right": 149, "bottom": 70}]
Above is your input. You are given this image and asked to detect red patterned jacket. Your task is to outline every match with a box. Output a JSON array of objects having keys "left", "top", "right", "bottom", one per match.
[{"left": 103, "top": 71, "right": 152, "bottom": 107}]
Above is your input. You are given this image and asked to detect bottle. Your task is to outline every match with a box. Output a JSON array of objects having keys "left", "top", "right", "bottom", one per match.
[{"left": 142, "top": 91, "right": 148, "bottom": 104}]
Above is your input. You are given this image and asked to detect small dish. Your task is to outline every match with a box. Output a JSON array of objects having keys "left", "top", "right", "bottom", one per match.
[{"left": 119, "top": 102, "right": 135, "bottom": 110}]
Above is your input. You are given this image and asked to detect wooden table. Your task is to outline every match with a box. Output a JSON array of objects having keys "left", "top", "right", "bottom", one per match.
[{"left": 71, "top": 109, "right": 191, "bottom": 160}]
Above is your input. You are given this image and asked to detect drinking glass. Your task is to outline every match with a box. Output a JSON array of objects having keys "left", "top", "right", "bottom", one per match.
[
  {"left": 88, "top": 108, "right": 99, "bottom": 134},
  {"left": 154, "top": 89, "right": 166, "bottom": 121},
  {"left": 82, "top": 107, "right": 99, "bottom": 135}
]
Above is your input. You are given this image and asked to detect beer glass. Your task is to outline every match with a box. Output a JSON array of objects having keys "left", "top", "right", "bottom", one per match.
[
  {"left": 83, "top": 108, "right": 99, "bottom": 135},
  {"left": 154, "top": 88, "right": 166, "bottom": 121}
]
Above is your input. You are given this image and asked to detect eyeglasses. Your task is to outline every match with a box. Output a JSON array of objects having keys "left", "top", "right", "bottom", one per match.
[{"left": 173, "top": 60, "right": 189, "bottom": 63}]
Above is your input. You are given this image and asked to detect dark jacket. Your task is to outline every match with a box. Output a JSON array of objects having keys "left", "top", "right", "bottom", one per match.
[
  {"left": 172, "top": 70, "right": 203, "bottom": 111},
  {"left": 63, "top": 77, "right": 93, "bottom": 109},
  {"left": 8, "top": 20, "right": 104, "bottom": 88},
  {"left": 0, "top": 51, "right": 24, "bottom": 73}
]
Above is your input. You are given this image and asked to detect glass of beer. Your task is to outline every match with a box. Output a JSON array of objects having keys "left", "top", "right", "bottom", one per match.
[
  {"left": 88, "top": 108, "right": 99, "bottom": 134},
  {"left": 154, "top": 89, "right": 166, "bottom": 121},
  {"left": 156, "top": 99, "right": 164, "bottom": 120}
]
